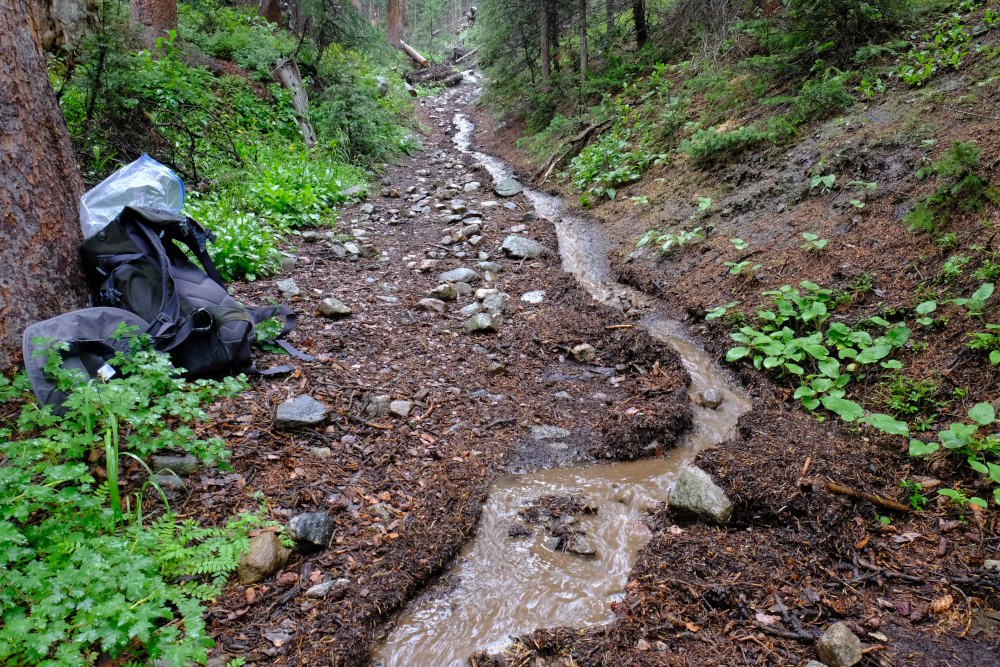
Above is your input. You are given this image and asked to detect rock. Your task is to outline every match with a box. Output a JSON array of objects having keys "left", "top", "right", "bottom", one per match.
[
  {"left": 482, "top": 293, "right": 507, "bottom": 315},
  {"left": 343, "top": 241, "right": 361, "bottom": 255},
  {"left": 416, "top": 298, "right": 447, "bottom": 313},
  {"left": 440, "top": 267, "right": 481, "bottom": 283},
  {"left": 453, "top": 281, "right": 473, "bottom": 295},
  {"left": 417, "top": 259, "right": 439, "bottom": 272},
  {"left": 510, "top": 224, "right": 527, "bottom": 233},
  {"left": 279, "top": 254, "right": 297, "bottom": 271},
  {"left": 461, "top": 223, "right": 481, "bottom": 237},
  {"left": 971, "top": 23, "right": 989, "bottom": 37},
  {"left": 501, "top": 235, "right": 548, "bottom": 259},
  {"left": 565, "top": 534, "right": 597, "bottom": 557},
  {"left": 494, "top": 177, "right": 523, "bottom": 197},
  {"left": 804, "top": 662, "right": 826, "bottom": 667},
  {"left": 670, "top": 466, "right": 734, "bottom": 525},
  {"left": 554, "top": 391, "right": 572, "bottom": 400},
  {"left": 468, "top": 235, "right": 483, "bottom": 247},
  {"left": 275, "top": 278, "right": 300, "bottom": 297},
  {"left": 301, "top": 230, "right": 321, "bottom": 243},
  {"left": 593, "top": 392, "right": 611, "bottom": 404},
  {"left": 368, "top": 503, "right": 394, "bottom": 523},
  {"left": 237, "top": 533, "right": 291, "bottom": 584},
  {"left": 485, "top": 362, "right": 506, "bottom": 376},
  {"left": 458, "top": 302, "right": 482, "bottom": 316},
  {"left": 507, "top": 522, "right": 533, "bottom": 538},
  {"left": 475, "top": 288, "right": 498, "bottom": 300},
  {"left": 817, "top": 622, "right": 863, "bottom": 667},
  {"left": 464, "top": 182, "right": 480, "bottom": 192},
  {"left": 696, "top": 388, "right": 723, "bottom": 409},
  {"left": 309, "top": 446, "right": 332, "bottom": 460},
  {"left": 428, "top": 284, "right": 458, "bottom": 301},
  {"left": 466, "top": 312, "right": 502, "bottom": 333},
  {"left": 319, "top": 297, "right": 352, "bottom": 317},
  {"left": 287, "top": 512, "right": 336, "bottom": 551},
  {"left": 342, "top": 184, "right": 366, "bottom": 198},
  {"left": 531, "top": 425, "right": 571, "bottom": 440},
  {"left": 358, "top": 244, "right": 378, "bottom": 258},
  {"left": 984, "top": 560, "right": 1000, "bottom": 573},
  {"left": 450, "top": 200, "right": 468, "bottom": 214},
  {"left": 389, "top": 400, "right": 414, "bottom": 418},
  {"left": 366, "top": 394, "right": 391, "bottom": 415},
  {"left": 150, "top": 454, "right": 199, "bottom": 475},
  {"left": 328, "top": 243, "right": 348, "bottom": 259},
  {"left": 521, "top": 290, "right": 546, "bottom": 304},
  {"left": 477, "top": 261, "right": 501, "bottom": 274},
  {"left": 361, "top": 203, "right": 375, "bottom": 214},
  {"left": 306, "top": 579, "right": 344, "bottom": 598},
  {"left": 571, "top": 343, "right": 596, "bottom": 363},
  {"left": 376, "top": 76, "right": 389, "bottom": 96},
  {"left": 153, "top": 473, "right": 186, "bottom": 490},
  {"left": 273, "top": 395, "right": 328, "bottom": 429}
]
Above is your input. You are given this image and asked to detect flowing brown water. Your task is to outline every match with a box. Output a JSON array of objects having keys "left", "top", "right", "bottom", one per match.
[{"left": 370, "top": 108, "right": 751, "bottom": 667}]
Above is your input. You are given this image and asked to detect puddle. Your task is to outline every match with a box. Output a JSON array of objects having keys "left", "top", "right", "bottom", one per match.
[{"left": 370, "top": 108, "right": 752, "bottom": 667}]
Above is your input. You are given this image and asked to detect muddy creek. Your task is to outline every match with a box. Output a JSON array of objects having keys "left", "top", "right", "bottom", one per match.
[{"left": 371, "top": 112, "right": 752, "bottom": 667}]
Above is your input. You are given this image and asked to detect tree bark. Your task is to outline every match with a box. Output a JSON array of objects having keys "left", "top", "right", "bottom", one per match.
[
  {"left": 579, "top": 0, "right": 588, "bottom": 74},
  {"left": 130, "top": 0, "right": 178, "bottom": 37},
  {"left": 273, "top": 58, "right": 317, "bottom": 147},
  {"left": 632, "top": 0, "right": 647, "bottom": 48},
  {"left": 606, "top": 0, "right": 613, "bottom": 38},
  {"left": 399, "top": 40, "right": 429, "bottom": 67},
  {"left": 0, "top": 1, "right": 89, "bottom": 372},
  {"left": 539, "top": 0, "right": 551, "bottom": 80},
  {"left": 386, "top": 0, "right": 405, "bottom": 48},
  {"left": 548, "top": 0, "right": 559, "bottom": 72},
  {"left": 258, "top": 0, "right": 282, "bottom": 28}
]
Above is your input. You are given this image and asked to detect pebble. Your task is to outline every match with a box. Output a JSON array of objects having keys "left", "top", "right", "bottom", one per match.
[
  {"left": 458, "top": 302, "right": 482, "bottom": 316},
  {"left": 453, "top": 281, "right": 473, "bottom": 295},
  {"left": 475, "top": 288, "right": 499, "bottom": 300},
  {"left": 428, "top": 284, "right": 458, "bottom": 301},
  {"left": 309, "top": 446, "right": 332, "bottom": 459},
  {"left": 301, "top": 230, "right": 321, "bottom": 243},
  {"left": 482, "top": 293, "right": 507, "bottom": 315},
  {"left": 531, "top": 425, "right": 571, "bottom": 440},
  {"left": 440, "top": 267, "right": 481, "bottom": 283},
  {"left": 366, "top": 394, "right": 391, "bottom": 415},
  {"left": 276, "top": 278, "right": 300, "bottom": 297},
  {"left": 319, "top": 297, "right": 352, "bottom": 317},
  {"left": 287, "top": 512, "right": 337, "bottom": 550},
  {"left": 305, "top": 579, "right": 344, "bottom": 598},
  {"left": 817, "top": 622, "right": 863, "bottom": 667},
  {"left": 416, "top": 298, "right": 447, "bottom": 313},
  {"left": 466, "top": 312, "right": 502, "bottom": 333},
  {"left": 521, "top": 290, "right": 546, "bottom": 304},
  {"left": 695, "top": 388, "right": 724, "bottom": 409},
  {"left": 237, "top": 533, "right": 291, "bottom": 584},
  {"left": 273, "top": 395, "right": 327, "bottom": 429},
  {"left": 554, "top": 391, "right": 572, "bottom": 400},
  {"left": 389, "top": 400, "right": 414, "bottom": 418},
  {"left": 501, "top": 235, "right": 548, "bottom": 259},
  {"left": 571, "top": 343, "right": 597, "bottom": 362},
  {"left": 328, "top": 244, "right": 348, "bottom": 259},
  {"left": 417, "top": 259, "right": 439, "bottom": 272}
]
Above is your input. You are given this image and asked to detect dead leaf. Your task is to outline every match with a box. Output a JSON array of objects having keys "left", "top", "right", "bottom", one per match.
[
  {"left": 668, "top": 525, "right": 685, "bottom": 535},
  {"left": 930, "top": 595, "right": 953, "bottom": 613},
  {"left": 855, "top": 535, "right": 870, "bottom": 549},
  {"left": 245, "top": 588, "right": 257, "bottom": 603},
  {"left": 894, "top": 532, "right": 922, "bottom": 544},
  {"left": 275, "top": 572, "right": 298, "bottom": 587},
  {"left": 263, "top": 630, "right": 293, "bottom": 647},
  {"left": 685, "top": 622, "right": 700, "bottom": 632},
  {"left": 756, "top": 613, "right": 781, "bottom": 625},
  {"left": 636, "top": 639, "right": 651, "bottom": 651}
]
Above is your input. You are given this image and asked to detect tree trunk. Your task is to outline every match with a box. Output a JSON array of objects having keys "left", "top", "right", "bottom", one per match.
[
  {"left": 273, "top": 58, "right": 317, "bottom": 147},
  {"left": 549, "top": 0, "right": 559, "bottom": 72},
  {"left": 386, "top": 0, "right": 405, "bottom": 47},
  {"left": 399, "top": 40, "right": 429, "bottom": 67},
  {"left": 539, "top": 0, "right": 550, "bottom": 80},
  {"left": 579, "top": 0, "right": 588, "bottom": 74},
  {"left": 0, "top": 2, "right": 89, "bottom": 372},
  {"left": 606, "top": 0, "right": 613, "bottom": 38},
  {"left": 258, "top": 0, "right": 282, "bottom": 27},
  {"left": 632, "top": 0, "right": 646, "bottom": 48},
  {"left": 129, "top": 0, "right": 178, "bottom": 39},
  {"left": 28, "top": 0, "right": 95, "bottom": 51}
]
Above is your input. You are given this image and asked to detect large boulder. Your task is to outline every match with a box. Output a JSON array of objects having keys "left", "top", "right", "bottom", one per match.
[
  {"left": 669, "top": 466, "right": 734, "bottom": 525},
  {"left": 273, "top": 395, "right": 328, "bottom": 429},
  {"left": 502, "top": 236, "right": 548, "bottom": 259},
  {"left": 237, "top": 532, "right": 291, "bottom": 584}
]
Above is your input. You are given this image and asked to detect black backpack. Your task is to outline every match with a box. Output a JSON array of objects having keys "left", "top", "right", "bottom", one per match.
[{"left": 77, "top": 205, "right": 309, "bottom": 377}]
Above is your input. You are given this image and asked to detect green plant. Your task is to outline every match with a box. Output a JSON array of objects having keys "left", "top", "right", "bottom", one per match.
[
  {"left": 905, "top": 140, "right": 998, "bottom": 234},
  {"left": 810, "top": 173, "right": 835, "bottom": 192},
  {"left": 934, "top": 232, "right": 958, "bottom": 249},
  {"left": 0, "top": 328, "right": 274, "bottom": 665},
  {"left": 637, "top": 227, "right": 706, "bottom": 253},
  {"left": 880, "top": 372, "right": 944, "bottom": 415},
  {"left": 847, "top": 180, "right": 877, "bottom": 208},
  {"left": 706, "top": 301, "right": 739, "bottom": 322},
  {"left": 947, "top": 282, "right": 995, "bottom": 318},
  {"left": 974, "top": 261, "right": 1000, "bottom": 281},
  {"left": 568, "top": 130, "right": 666, "bottom": 202},
  {"left": 730, "top": 238, "right": 749, "bottom": 250},
  {"left": 725, "top": 260, "right": 763, "bottom": 275},
  {"left": 966, "top": 324, "right": 1000, "bottom": 363},
  {"left": 940, "top": 254, "right": 971, "bottom": 281},
  {"left": 801, "top": 232, "right": 829, "bottom": 251},
  {"left": 914, "top": 300, "right": 937, "bottom": 325}
]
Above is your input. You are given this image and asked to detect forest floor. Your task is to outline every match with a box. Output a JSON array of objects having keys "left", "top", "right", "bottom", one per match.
[
  {"left": 174, "top": 64, "right": 1000, "bottom": 666},
  {"left": 185, "top": 83, "right": 693, "bottom": 666}
]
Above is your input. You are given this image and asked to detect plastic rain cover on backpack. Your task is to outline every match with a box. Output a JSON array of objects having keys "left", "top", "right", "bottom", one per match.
[{"left": 79, "top": 154, "right": 185, "bottom": 239}]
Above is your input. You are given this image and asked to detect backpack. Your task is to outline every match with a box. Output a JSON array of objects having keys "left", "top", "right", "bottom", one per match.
[{"left": 23, "top": 206, "right": 309, "bottom": 413}]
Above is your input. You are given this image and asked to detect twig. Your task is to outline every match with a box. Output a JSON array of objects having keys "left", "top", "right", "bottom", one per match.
[
  {"left": 800, "top": 477, "right": 910, "bottom": 512},
  {"left": 606, "top": 325, "right": 633, "bottom": 329},
  {"left": 485, "top": 418, "right": 516, "bottom": 429},
  {"left": 951, "top": 584, "right": 973, "bottom": 638},
  {"left": 942, "top": 106, "right": 1000, "bottom": 121}
]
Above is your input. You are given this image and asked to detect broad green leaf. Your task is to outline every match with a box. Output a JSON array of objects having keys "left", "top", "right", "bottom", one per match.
[
  {"left": 971, "top": 497, "right": 988, "bottom": 509},
  {"left": 838, "top": 348, "right": 858, "bottom": 359},
  {"left": 794, "top": 386, "right": 816, "bottom": 398},
  {"left": 861, "top": 413, "right": 909, "bottom": 435},
  {"left": 827, "top": 387, "right": 847, "bottom": 398},
  {"left": 869, "top": 316, "right": 891, "bottom": 327},
  {"left": 835, "top": 373, "right": 852, "bottom": 387},
  {"left": 821, "top": 395, "right": 865, "bottom": 422},
  {"left": 763, "top": 356, "right": 782, "bottom": 368},
  {"left": 857, "top": 343, "right": 892, "bottom": 363},
  {"left": 803, "top": 397, "right": 821, "bottom": 410},
  {"left": 800, "top": 280, "right": 821, "bottom": 291},
  {"left": 881, "top": 360, "right": 903, "bottom": 369},
  {"left": 784, "top": 363, "right": 804, "bottom": 375},
  {"left": 969, "top": 459, "right": 989, "bottom": 475},
  {"left": 804, "top": 343, "right": 830, "bottom": 359},
  {"left": 818, "top": 358, "right": 840, "bottom": 378},
  {"left": 885, "top": 325, "right": 911, "bottom": 347},
  {"left": 848, "top": 331, "right": 873, "bottom": 346},
  {"left": 915, "top": 301, "right": 936, "bottom": 314},
  {"left": 991, "top": 350, "right": 1000, "bottom": 364},
  {"left": 812, "top": 378, "right": 834, "bottom": 392},
  {"left": 730, "top": 332, "right": 752, "bottom": 344},
  {"left": 971, "top": 283, "right": 994, "bottom": 301},
  {"left": 909, "top": 439, "right": 939, "bottom": 456},
  {"left": 968, "top": 402, "right": 995, "bottom": 425},
  {"left": 726, "top": 347, "right": 751, "bottom": 362}
]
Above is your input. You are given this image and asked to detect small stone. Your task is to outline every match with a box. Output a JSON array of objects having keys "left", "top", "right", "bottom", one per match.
[
  {"left": 150, "top": 454, "right": 198, "bottom": 474},
  {"left": 278, "top": 253, "right": 297, "bottom": 271},
  {"left": 287, "top": 512, "right": 336, "bottom": 551},
  {"left": 274, "top": 395, "right": 328, "bottom": 429},
  {"left": 453, "top": 282, "right": 473, "bottom": 295},
  {"left": 971, "top": 23, "right": 989, "bottom": 37},
  {"left": 477, "top": 261, "right": 501, "bottom": 274},
  {"left": 458, "top": 302, "right": 482, "bottom": 316},
  {"left": 342, "top": 184, "right": 366, "bottom": 198},
  {"left": 276, "top": 278, "right": 300, "bottom": 297},
  {"left": 319, "top": 297, "right": 352, "bottom": 317},
  {"left": 464, "top": 182, "right": 480, "bottom": 192},
  {"left": 507, "top": 522, "right": 533, "bottom": 538},
  {"left": 475, "top": 288, "right": 499, "bottom": 300},
  {"left": 670, "top": 466, "right": 734, "bottom": 525},
  {"left": 696, "top": 388, "right": 723, "bottom": 409},
  {"left": 482, "top": 293, "right": 507, "bottom": 315},
  {"left": 571, "top": 343, "right": 596, "bottom": 362},
  {"left": 416, "top": 298, "right": 447, "bottom": 313},
  {"left": 428, "top": 284, "right": 458, "bottom": 301},
  {"left": 358, "top": 244, "right": 378, "bottom": 258},
  {"left": 593, "top": 392, "right": 612, "bottom": 404},
  {"left": 565, "top": 535, "right": 597, "bottom": 557},
  {"left": 343, "top": 241, "right": 361, "bottom": 255},
  {"left": 450, "top": 200, "right": 468, "bottom": 214},
  {"left": 153, "top": 473, "right": 186, "bottom": 490},
  {"left": 301, "top": 230, "right": 321, "bottom": 243},
  {"left": 468, "top": 235, "right": 483, "bottom": 247},
  {"left": 521, "top": 290, "right": 546, "bottom": 304},
  {"left": 984, "top": 560, "right": 1000, "bottom": 573},
  {"left": 368, "top": 503, "right": 394, "bottom": 523},
  {"left": 817, "top": 622, "right": 863, "bottom": 667},
  {"left": 305, "top": 579, "right": 343, "bottom": 598},
  {"left": 494, "top": 177, "right": 523, "bottom": 197},
  {"left": 389, "top": 400, "right": 414, "bottom": 418},
  {"left": 309, "top": 447, "right": 332, "bottom": 460},
  {"left": 554, "top": 391, "right": 572, "bottom": 400},
  {"left": 328, "top": 244, "right": 348, "bottom": 259},
  {"left": 511, "top": 224, "right": 527, "bottom": 233},
  {"left": 440, "top": 267, "right": 481, "bottom": 283},
  {"left": 466, "top": 312, "right": 502, "bottom": 333},
  {"left": 361, "top": 203, "right": 375, "bottom": 215},
  {"left": 531, "top": 425, "right": 571, "bottom": 440},
  {"left": 417, "top": 259, "right": 439, "bottom": 272},
  {"left": 804, "top": 663, "right": 826, "bottom": 667},
  {"left": 485, "top": 362, "right": 506, "bottom": 376},
  {"left": 237, "top": 533, "right": 291, "bottom": 584},
  {"left": 930, "top": 595, "right": 954, "bottom": 613},
  {"left": 366, "top": 394, "right": 391, "bottom": 416},
  {"left": 501, "top": 236, "right": 548, "bottom": 259}
]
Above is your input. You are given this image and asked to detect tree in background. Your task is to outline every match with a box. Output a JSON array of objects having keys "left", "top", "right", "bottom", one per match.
[
  {"left": 130, "top": 0, "right": 178, "bottom": 46},
  {"left": 0, "top": 0, "right": 89, "bottom": 373},
  {"left": 632, "top": 0, "right": 646, "bottom": 47},
  {"left": 387, "top": 0, "right": 405, "bottom": 46},
  {"left": 259, "top": 0, "right": 283, "bottom": 27}
]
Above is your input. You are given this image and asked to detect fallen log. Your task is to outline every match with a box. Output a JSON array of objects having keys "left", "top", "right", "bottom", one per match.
[
  {"left": 441, "top": 72, "right": 463, "bottom": 87},
  {"left": 800, "top": 477, "right": 910, "bottom": 513},
  {"left": 400, "top": 40, "right": 429, "bottom": 67},
  {"left": 403, "top": 81, "right": 417, "bottom": 97},
  {"left": 273, "top": 57, "right": 316, "bottom": 147},
  {"left": 533, "top": 119, "right": 613, "bottom": 183},
  {"left": 455, "top": 46, "right": 479, "bottom": 63}
]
